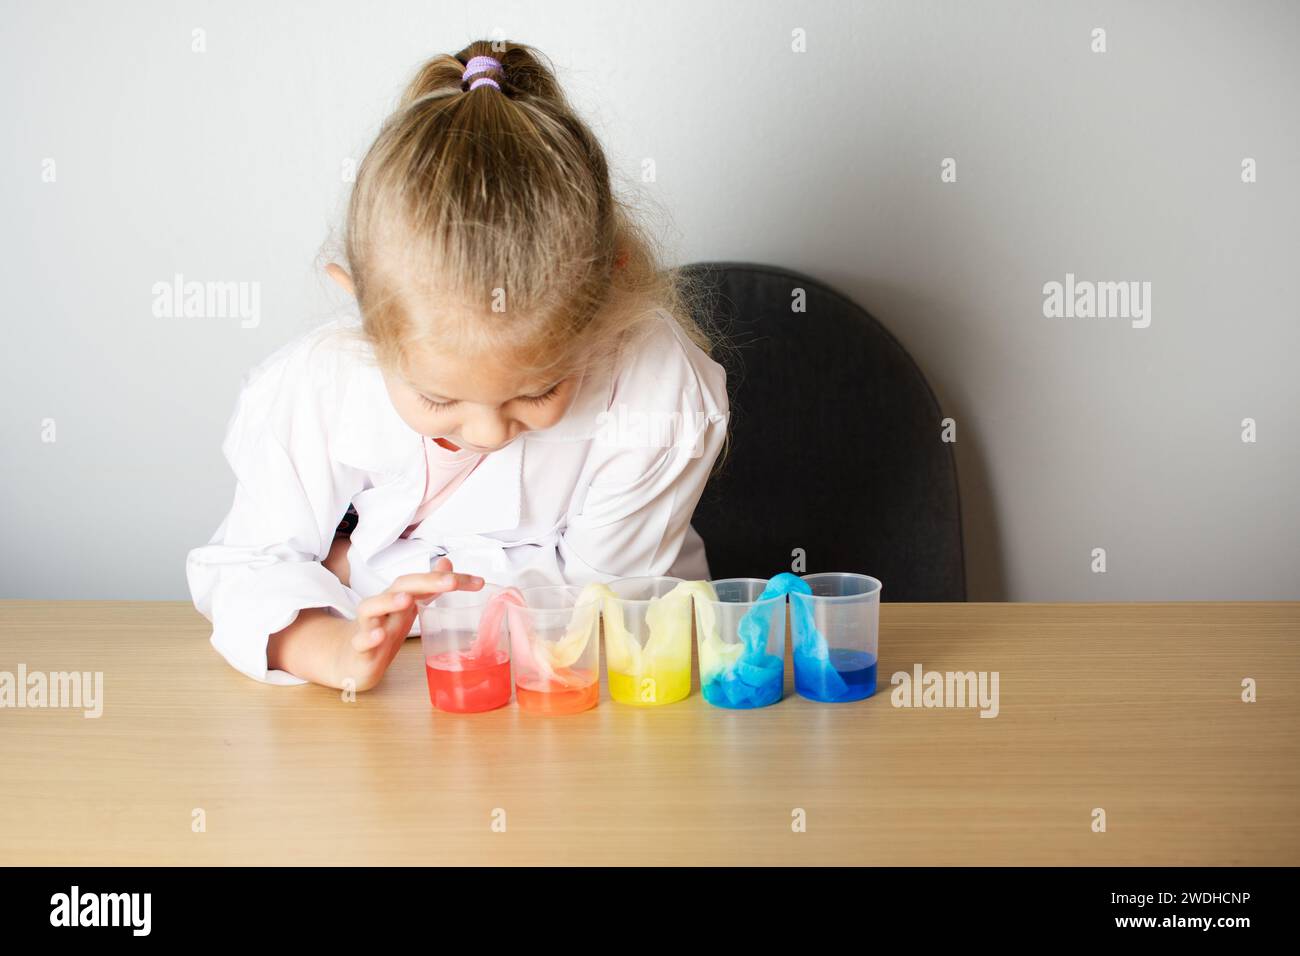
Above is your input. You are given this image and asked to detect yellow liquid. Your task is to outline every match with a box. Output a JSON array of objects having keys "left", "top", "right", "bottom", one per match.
[{"left": 608, "top": 666, "right": 691, "bottom": 706}]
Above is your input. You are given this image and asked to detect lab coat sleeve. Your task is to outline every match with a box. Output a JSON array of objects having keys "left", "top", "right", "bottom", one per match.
[
  {"left": 558, "top": 318, "right": 729, "bottom": 581},
  {"left": 186, "top": 336, "right": 363, "bottom": 685}
]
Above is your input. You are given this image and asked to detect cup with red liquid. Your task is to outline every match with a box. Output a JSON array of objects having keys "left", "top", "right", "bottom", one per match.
[
  {"left": 507, "top": 585, "right": 601, "bottom": 715},
  {"left": 418, "top": 584, "right": 513, "bottom": 713}
]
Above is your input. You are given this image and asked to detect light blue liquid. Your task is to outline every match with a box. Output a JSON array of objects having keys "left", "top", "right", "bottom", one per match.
[
  {"left": 702, "top": 653, "right": 783, "bottom": 709},
  {"left": 794, "top": 649, "right": 877, "bottom": 703}
]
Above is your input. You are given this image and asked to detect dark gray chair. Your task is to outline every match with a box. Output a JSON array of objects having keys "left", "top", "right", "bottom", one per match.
[{"left": 682, "top": 262, "right": 966, "bottom": 601}]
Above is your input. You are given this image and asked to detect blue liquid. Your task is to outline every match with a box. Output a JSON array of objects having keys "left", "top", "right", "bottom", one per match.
[
  {"left": 702, "top": 654, "right": 783, "bottom": 709},
  {"left": 794, "top": 649, "right": 877, "bottom": 703}
]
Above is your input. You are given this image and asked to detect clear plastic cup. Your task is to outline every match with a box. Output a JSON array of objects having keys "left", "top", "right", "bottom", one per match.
[
  {"left": 417, "top": 584, "right": 512, "bottom": 713},
  {"left": 789, "top": 572, "right": 882, "bottom": 703},
  {"left": 508, "top": 585, "right": 601, "bottom": 715},
  {"left": 603, "top": 576, "right": 692, "bottom": 706},
  {"left": 695, "top": 578, "right": 786, "bottom": 709}
]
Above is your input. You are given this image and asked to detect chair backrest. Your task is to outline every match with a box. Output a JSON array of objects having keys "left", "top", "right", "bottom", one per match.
[{"left": 682, "top": 262, "right": 966, "bottom": 601}]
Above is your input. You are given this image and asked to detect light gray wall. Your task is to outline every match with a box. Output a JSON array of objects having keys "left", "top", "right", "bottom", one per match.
[{"left": 3, "top": 0, "right": 1296, "bottom": 601}]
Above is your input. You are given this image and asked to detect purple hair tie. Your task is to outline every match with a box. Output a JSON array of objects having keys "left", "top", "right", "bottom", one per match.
[{"left": 462, "top": 55, "right": 502, "bottom": 91}]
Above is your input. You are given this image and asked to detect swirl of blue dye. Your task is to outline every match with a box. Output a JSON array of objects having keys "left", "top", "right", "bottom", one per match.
[
  {"left": 750, "top": 572, "right": 852, "bottom": 701},
  {"left": 702, "top": 575, "right": 807, "bottom": 708}
]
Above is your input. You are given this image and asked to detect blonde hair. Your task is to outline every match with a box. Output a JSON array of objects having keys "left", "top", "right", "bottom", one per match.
[{"left": 340, "top": 39, "right": 720, "bottom": 382}]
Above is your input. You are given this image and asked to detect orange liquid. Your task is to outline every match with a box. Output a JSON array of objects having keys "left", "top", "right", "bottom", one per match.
[{"left": 515, "top": 669, "right": 599, "bottom": 715}]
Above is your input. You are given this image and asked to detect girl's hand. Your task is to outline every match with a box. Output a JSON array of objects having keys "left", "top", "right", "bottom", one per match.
[{"left": 335, "top": 557, "right": 483, "bottom": 690}]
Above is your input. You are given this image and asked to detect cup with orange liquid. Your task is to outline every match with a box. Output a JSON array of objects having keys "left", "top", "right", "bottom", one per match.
[
  {"left": 507, "top": 585, "right": 602, "bottom": 715},
  {"left": 418, "top": 585, "right": 513, "bottom": 713}
]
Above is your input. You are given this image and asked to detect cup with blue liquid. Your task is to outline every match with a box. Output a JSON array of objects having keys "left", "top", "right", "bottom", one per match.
[
  {"left": 694, "top": 578, "right": 786, "bottom": 709},
  {"left": 789, "top": 572, "right": 881, "bottom": 702}
]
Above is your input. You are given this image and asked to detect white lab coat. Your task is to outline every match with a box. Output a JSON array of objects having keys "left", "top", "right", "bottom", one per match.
[{"left": 186, "top": 302, "right": 729, "bottom": 685}]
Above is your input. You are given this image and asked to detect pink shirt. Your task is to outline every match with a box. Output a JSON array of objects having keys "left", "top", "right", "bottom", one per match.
[{"left": 400, "top": 438, "right": 484, "bottom": 538}]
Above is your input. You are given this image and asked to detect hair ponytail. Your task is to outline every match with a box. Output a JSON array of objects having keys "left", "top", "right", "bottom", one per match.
[{"left": 343, "top": 39, "right": 719, "bottom": 380}]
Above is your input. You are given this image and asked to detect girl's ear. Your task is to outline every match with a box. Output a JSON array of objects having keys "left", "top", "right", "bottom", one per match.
[{"left": 326, "top": 262, "right": 356, "bottom": 297}]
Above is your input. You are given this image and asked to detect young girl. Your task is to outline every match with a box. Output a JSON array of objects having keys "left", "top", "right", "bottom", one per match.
[{"left": 187, "top": 42, "right": 729, "bottom": 691}]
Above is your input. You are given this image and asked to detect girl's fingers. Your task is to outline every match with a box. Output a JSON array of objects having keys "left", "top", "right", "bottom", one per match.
[
  {"left": 389, "top": 570, "right": 484, "bottom": 596},
  {"left": 354, "top": 592, "right": 415, "bottom": 652},
  {"left": 351, "top": 564, "right": 481, "bottom": 654},
  {"left": 357, "top": 589, "right": 413, "bottom": 623},
  {"left": 353, "top": 603, "right": 416, "bottom": 652},
  {"left": 351, "top": 624, "right": 388, "bottom": 652}
]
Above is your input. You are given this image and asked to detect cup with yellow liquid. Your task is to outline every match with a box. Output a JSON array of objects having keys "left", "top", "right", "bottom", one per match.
[{"left": 603, "top": 576, "right": 692, "bottom": 706}]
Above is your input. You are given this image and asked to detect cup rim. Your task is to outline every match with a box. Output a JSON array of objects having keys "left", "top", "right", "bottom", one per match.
[
  {"left": 605, "top": 575, "right": 687, "bottom": 606},
  {"left": 513, "top": 592, "right": 602, "bottom": 619},
  {"left": 416, "top": 581, "right": 503, "bottom": 611},
  {"left": 517, "top": 584, "right": 601, "bottom": 609},
  {"left": 793, "top": 572, "right": 883, "bottom": 601},
  {"left": 701, "top": 577, "right": 787, "bottom": 609}
]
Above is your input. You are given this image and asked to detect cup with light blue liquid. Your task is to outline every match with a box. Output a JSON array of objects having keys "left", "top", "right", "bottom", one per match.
[
  {"left": 789, "top": 572, "right": 882, "bottom": 703},
  {"left": 694, "top": 578, "right": 786, "bottom": 709}
]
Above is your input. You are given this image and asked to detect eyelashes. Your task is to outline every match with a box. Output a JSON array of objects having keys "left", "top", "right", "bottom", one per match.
[
  {"left": 417, "top": 394, "right": 458, "bottom": 411},
  {"left": 518, "top": 382, "right": 562, "bottom": 406},
  {"left": 417, "top": 382, "right": 561, "bottom": 412}
]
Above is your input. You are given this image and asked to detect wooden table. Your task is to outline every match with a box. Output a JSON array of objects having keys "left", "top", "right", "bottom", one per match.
[{"left": 1, "top": 601, "right": 1296, "bottom": 866}]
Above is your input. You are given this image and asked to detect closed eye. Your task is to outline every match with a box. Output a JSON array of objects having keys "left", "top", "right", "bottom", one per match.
[
  {"left": 416, "top": 382, "right": 561, "bottom": 411},
  {"left": 517, "top": 383, "right": 561, "bottom": 406},
  {"left": 417, "top": 394, "right": 459, "bottom": 411}
]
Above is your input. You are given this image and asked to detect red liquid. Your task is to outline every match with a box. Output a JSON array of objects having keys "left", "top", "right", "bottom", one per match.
[
  {"left": 515, "top": 669, "right": 599, "bottom": 715},
  {"left": 424, "top": 651, "right": 512, "bottom": 713}
]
